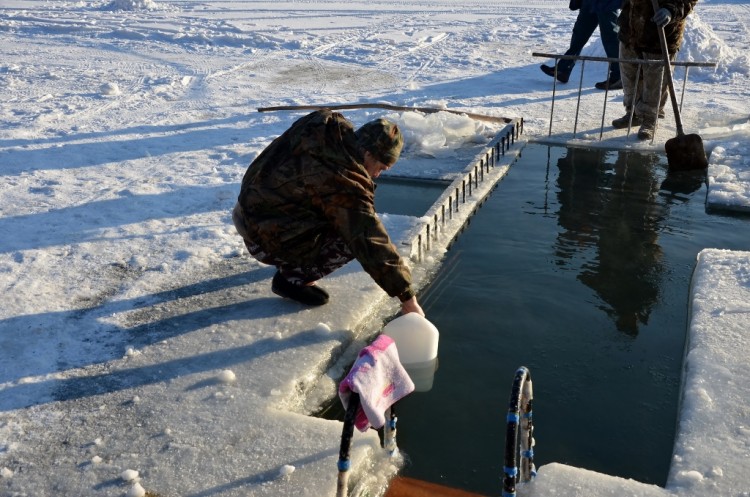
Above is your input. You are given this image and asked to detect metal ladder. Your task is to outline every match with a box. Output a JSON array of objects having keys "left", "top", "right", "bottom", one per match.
[{"left": 336, "top": 366, "right": 536, "bottom": 497}]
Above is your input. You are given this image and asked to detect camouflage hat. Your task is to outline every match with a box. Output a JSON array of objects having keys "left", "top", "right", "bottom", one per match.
[{"left": 355, "top": 118, "right": 404, "bottom": 165}]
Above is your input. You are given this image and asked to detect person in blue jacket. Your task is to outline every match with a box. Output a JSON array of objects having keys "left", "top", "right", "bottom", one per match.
[{"left": 540, "top": 0, "right": 623, "bottom": 90}]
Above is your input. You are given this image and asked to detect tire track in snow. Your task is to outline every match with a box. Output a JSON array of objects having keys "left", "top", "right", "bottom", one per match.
[{"left": 300, "top": 16, "right": 453, "bottom": 94}]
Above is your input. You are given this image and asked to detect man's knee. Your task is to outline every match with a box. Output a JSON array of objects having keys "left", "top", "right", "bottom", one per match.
[{"left": 232, "top": 202, "right": 250, "bottom": 240}]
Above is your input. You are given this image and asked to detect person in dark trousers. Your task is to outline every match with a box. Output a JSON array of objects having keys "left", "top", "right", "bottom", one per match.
[
  {"left": 540, "top": 0, "right": 623, "bottom": 90},
  {"left": 232, "top": 109, "right": 424, "bottom": 316},
  {"left": 612, "top": 0, "right": 697, "bottom": 140}
]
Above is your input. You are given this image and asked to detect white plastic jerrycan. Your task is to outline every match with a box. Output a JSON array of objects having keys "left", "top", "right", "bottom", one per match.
[{"left": 382, "top": 313, "right": 439, "bottom": 392}]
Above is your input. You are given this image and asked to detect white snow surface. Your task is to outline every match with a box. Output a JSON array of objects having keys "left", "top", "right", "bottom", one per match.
[{"left": 0, "top": 1, "right": 749, "bottom": 496}]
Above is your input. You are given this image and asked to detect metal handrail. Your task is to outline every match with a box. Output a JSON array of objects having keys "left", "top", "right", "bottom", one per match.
[
  {"left": 336, "top": 393, "right": 360, "bottom": 497},
  {"left": 407, "top": 119, "right": 525, "bottom": 262},
  {"left": 532, "top": 52, "right": 717, "bottom": 139},
  {"left": 503, "top": 366, "right": 536, "bottom": 497},
  {"left": 532, "top": 52, "right": 717, "bottom": 67}
]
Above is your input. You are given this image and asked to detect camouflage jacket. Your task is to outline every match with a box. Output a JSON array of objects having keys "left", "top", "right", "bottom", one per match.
[
  {"left": 236, "top": 110, "right": 414, "bottom": 300},
  {"left": 618, "top": 0, "right": 697, "bottom": 54}
]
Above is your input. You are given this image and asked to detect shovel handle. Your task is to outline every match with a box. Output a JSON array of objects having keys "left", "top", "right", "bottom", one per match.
[{"left": 649, "top": 0, "right": 684, "bottom": 135}]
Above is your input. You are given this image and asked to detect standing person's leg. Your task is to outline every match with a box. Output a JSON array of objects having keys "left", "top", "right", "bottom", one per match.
[
  {"left": 541, "top": 8, "right": 597, "bottom": 82},
  {"left": 634, "top": 51, "right": 666, "bottom": 140},
  {"left": 634, "top": 53, "right": 665, "bottom": 118},
  {"left": 596, "top": 8, "right": 621, "bottom": 82},
  {"left": 559, "top": 8, "right": 599, "bottom": 74},
  {"left": 612, "top": 43, "right": 641, "bottom": 128}
]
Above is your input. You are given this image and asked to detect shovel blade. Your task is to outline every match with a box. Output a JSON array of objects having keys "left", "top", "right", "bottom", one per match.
[{"left": 665, "top": 133, "right": 708, "bottom": 172}]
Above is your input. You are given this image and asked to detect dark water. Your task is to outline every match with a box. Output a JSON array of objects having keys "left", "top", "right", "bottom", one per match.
[
  {"left": 389, "top": 144, "right": 749, "bottom": 495},
  {"left": 375, "top": 176, "right": 450, "bottom": 216}
]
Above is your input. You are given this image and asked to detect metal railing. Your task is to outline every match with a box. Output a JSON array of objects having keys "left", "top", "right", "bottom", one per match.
[
  {"left": 532, "top": 52, "right": 716, "bottom": 140},
  {"left": 336, "top": 366, "right": 535, "bottom": 497},
  {"left": 405, "top": 118, "right": 525, "bottom": 262},
  {"left": 503, "top": 366, "right": 536, "bottom": 497}
]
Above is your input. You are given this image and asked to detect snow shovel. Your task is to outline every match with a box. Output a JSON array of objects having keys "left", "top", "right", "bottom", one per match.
[{"left": 651, "top": 0, "right": 708, "bottom": 171}]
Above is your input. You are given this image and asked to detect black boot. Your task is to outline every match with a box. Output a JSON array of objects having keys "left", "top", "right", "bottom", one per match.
[
  {"left": 595, "top": 77, "right": 622, "bottom": 90},
  {"left": 271, "top": 271, "right": 329, "bottom": 306},
  {"left": 540, "top": 64, "right": 570, "bottom": 83}
]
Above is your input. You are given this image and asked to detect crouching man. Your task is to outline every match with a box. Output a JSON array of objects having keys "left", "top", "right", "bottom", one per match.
[{"left": 232, "top": 109, "right": 424, "bottom": 316}]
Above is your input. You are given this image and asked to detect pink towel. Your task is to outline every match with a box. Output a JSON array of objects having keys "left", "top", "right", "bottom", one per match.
[{"left": 339, "top": 335, "right": 415, "bottom": 432}]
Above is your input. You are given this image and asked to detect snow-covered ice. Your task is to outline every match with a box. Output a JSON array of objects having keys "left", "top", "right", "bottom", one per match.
[{"left": 1, "top": 0, "right": 749, "bottom": 496}]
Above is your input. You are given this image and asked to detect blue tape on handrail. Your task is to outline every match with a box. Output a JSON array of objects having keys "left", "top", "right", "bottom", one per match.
[
  {"left": 502, "top": 492, "right": 516, "bottom": 497},
  {"left": 504, "top": 466, "right": 518, "bottom": 477},
  {"left": 337, "top": 460, "right": 351, "bottom": 472},
  {"left": 522, "top": 449, "right": 534, "bottom": 458},
  {"left": 507, "top": 412, "right": 519, "bottom": 423},
  {"left": 522, "top": 412, "right": 533, "bottom": 419}
]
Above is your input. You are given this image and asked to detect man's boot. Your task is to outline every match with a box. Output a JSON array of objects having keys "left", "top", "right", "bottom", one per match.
[
  {"left": 612, "top": 109, "right": 642, "bottom": 129},
  {"left": 637, "top": 116, "right": 657, "bottom": 141}
]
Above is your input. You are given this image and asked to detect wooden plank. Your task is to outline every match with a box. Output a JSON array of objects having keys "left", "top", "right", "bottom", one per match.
[
  {"left": 257, "top": 103, "right": 512, "bottom": 124},
  {"left": 383, "top": 476, "right": 487, "bottom": 497}
]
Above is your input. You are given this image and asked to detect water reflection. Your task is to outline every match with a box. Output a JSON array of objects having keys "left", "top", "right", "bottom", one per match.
[
  {"left": 660, "top": 170, "right": 707, "bottom": 200},
  {"left": 555, "top": 148, "right": 667, "bottom": 335},
  {"left": 383, "top": 145, "right": 740, "bottom": 492}
]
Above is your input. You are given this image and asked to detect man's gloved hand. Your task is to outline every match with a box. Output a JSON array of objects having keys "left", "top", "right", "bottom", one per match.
[{"left": 652, "top": 7, "right": 672, "bottom": 27}]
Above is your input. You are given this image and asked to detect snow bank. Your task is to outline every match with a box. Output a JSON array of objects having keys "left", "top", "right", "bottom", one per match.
[
  {"left": 682, "top": 14, "right": 750, "bottom": 81},
  {"left": 103, "top": 0, "right": 160, "bottom": 11},
  {"left": 707, "top": 139, "right": 750, "bottom": 213},
  {"left": 389, "top": 111, "right": 497, "bottom": 158}
]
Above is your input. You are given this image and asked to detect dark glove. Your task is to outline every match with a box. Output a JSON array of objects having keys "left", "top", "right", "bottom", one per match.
[{"left": 652, "top": 7, "right": 672, "bottom": 27}]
